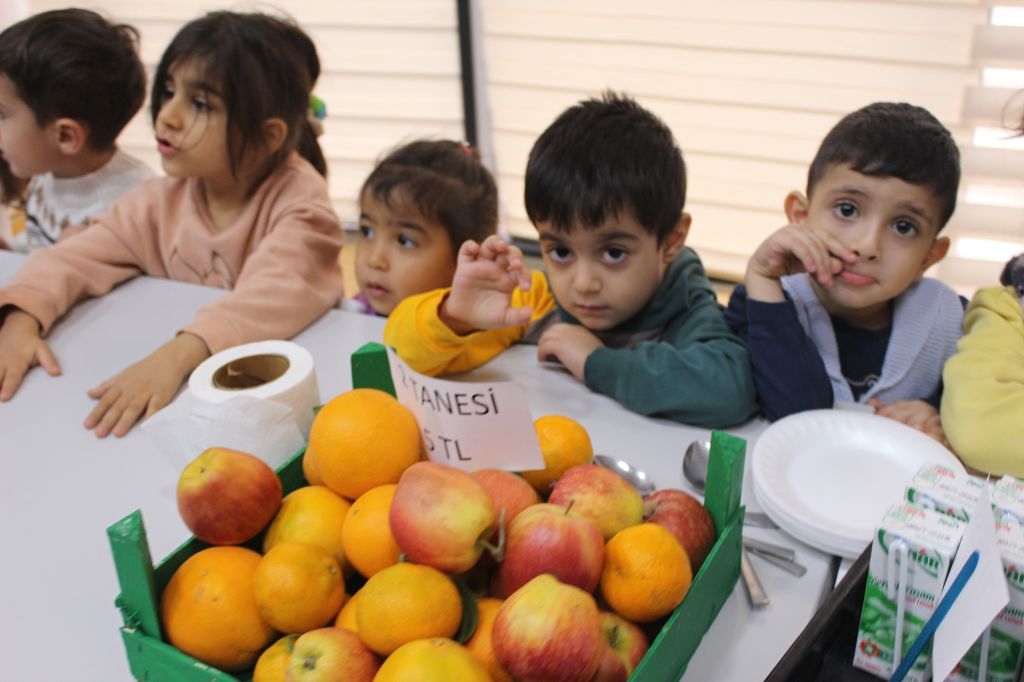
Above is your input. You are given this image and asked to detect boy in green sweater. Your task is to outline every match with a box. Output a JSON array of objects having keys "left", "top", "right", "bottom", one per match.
[{"left": 384, "top": 92, "right": 756, "bottom": 427}]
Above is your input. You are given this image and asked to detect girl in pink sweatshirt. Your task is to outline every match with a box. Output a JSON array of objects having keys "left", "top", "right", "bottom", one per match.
[{"left": 0, "top": 12, "right": 344, "bottom": 437}]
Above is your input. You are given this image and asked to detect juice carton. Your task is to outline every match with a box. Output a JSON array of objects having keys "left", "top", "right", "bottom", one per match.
[
  {"left": 991, "top": 477, "right": 1024, "bottom": 525},
  {"left": 947, "top": 517, "right": 1024, "bottom": 682},
  {"left": 854, "top": 503, "right": 965, "bottom": 681},
  {"left": 906, "top": 463, "right": 987, "bottom": 522}
]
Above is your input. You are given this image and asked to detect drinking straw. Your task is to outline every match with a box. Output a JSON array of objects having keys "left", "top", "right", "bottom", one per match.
[
  {"left": 886, "top": 540, "right": 910, "bottom": 670},
  {"left": 888, "top": 550, "right": 981, "bottom": 682}
]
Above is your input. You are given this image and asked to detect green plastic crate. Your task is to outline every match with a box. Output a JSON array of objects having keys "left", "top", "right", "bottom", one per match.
[
  {"left": 108, "top": 433, "right": 742, "bottom": 682},
  {"left": 108, "top": 343, "right": 744, "bottom": 681}
]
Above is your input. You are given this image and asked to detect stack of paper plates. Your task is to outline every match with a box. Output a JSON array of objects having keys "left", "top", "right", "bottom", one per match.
[{"left": 751, "top": 409, "right": 965, "bottom": 559}]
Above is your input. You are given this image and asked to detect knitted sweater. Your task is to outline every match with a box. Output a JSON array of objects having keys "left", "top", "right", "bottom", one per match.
[
  {"left": 0, "top": 153, "right": 344, "bottom": 353},
  {"left": 384, "top": 248, "right": 757, "bottom": 427},
  {"left": 942, "top": 285, "right": 1024, "bottom": 476},
  {"left": 9, "top": 149, "right": 154, "bottom": 252},
  {"left": 781, "top": 273, "right": 962, "bottom": 405}
]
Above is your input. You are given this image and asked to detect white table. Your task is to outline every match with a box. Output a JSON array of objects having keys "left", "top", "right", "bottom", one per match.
[{"left": 0, "top": 250, "right": 837, "bottom": 681}]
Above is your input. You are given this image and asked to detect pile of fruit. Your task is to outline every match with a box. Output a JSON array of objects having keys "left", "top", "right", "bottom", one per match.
[{"left": 161, "top": 388, "right": 717, "bottom": 682}]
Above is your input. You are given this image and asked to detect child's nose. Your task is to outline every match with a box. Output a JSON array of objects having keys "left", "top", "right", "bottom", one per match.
[
  {"left": 367, "top": 240, "right": 388, "bottom": 269},
  {"left": 851, "top": 223, "right": 883, "bottom": 260},
  {"left": 156, "top": 99, "right": 183, "bottom": 130},
  {"left": 572, "top": 263, "right": 601, "bottom": 293}
]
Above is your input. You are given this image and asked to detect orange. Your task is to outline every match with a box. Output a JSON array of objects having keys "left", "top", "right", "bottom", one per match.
[
  {"left": 262, "top": 485, "right": 351, "bottom": 571},
  {"left": 465, "top": 597, "right": 514, "bottom": 682},
  {"left": 355, "top": 562, "right": 462, "bottom": 656},
  {"left": 160, "top": 546, "right": 276, "bottom": 672},
  {"left": 253, "top": 542, "right": 346, "bottom": 634},
  {"left": 253, "top": 633, "right": 298, "bottom": 682},
  {"left": 307, "top": 388, "right": 421, "bottom": 499},
  {"left": 521, "top": 414, "right": 594, "bottom": 493},
  {"left": 341, "top": 484, "right": 402, "bottom": 578},
  {"left": 335, "top": 588, "right": 361, "bottom": 632},
  {"left": 374, "top": 638, "right": 490, "bottom": 682},
  {"left": 600, "top": 522, "right": 692, "bottom": 623},
  {"left": 301, "top": 447, "right": 323, "bottom": 486}
]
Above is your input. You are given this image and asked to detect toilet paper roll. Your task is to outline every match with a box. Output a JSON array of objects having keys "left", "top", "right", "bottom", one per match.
[
  {"left": 188, "top": 340, "right": 321, "bottom": 438},
  {"left": 144, "top": 340, "right": 320, "bottom": 471}
]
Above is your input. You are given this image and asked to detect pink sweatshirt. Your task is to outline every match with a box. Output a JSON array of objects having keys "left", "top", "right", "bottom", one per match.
[{"left": 0, "top": 153, "right": 344, "bottom": 353}]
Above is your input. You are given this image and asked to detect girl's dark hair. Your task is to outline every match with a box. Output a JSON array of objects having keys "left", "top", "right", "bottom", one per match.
[
  {"left": 361, "top": 140, "right": 498, "bottom": 252},
  {"left": 0, "top": 158, "right": 27, "bottom": 205},
  {"left": 150, "top": 11, "right": 326, "bottom": 191}
]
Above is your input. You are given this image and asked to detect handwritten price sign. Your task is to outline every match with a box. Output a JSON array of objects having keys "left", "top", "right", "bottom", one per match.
[{"left": 387, "top": 348, "right": 544, "bottom": 472}]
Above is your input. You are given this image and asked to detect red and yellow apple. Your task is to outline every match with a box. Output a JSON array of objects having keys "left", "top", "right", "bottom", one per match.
[
  {"left": 288, "top": 627, "right": 380, "bottom": 682},
  {"left": 176, "top": 446, "right": 282, "bottom": 545},
  {"left": 389, "top": 461, "right": 499, "bottom": 573},
  {"left": 644, "top": 488, "right": 716, "bottom": 571},
  {"left": 492, "top": 574, "right": 605, "bottom": 682},
  {"left": 495, "top": 502, "right": 605, "bottom": 596},
  {"left": 470, "top": 468, "right": 541, "bottom": 529},
  {"left": 592, "top": 611, "right": 650, "bottom": 682},
  {"left": 548, "top": 463, "right": 643, "bottom": 541}
]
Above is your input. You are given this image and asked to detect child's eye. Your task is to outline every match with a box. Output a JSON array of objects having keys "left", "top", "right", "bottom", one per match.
[
  {"left": 891, "top": 218, "right": 919, "bottom": 237},
  {"left": 359, "top": 224, "right": 374, "bottom": 239},
  {"left": 602, "top": 247, "right": 628, "bottom": 264},
  {"left": 834, "top": 201, "right": 859, "bottom": 219},
  {"left": 192, "top": 97, "right": 211, "bottom": 113},
  {"left": 545, "top": 245, "right": 573, "bottom": 263},
  {"left": 397, "top": 234, "right": 418, "bottom": 248}
]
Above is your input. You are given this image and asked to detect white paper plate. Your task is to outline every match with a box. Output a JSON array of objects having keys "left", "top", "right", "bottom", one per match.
[{"left": 751, "top": 409, "right": 965, "bottom": 559}]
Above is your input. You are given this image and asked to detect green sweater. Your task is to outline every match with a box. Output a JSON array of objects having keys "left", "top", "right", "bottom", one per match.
[{"left": 577, "top": 248, "right": 756, "bottom": 427}]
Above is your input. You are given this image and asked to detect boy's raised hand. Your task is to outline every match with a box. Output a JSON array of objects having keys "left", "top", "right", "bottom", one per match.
[
  {"left": 85, "top": 332, "right": 210, "bottom": 438},
  {"left": 440, "top": 235, "right": 534, "bottom": 335},
  {"left": 0, "top": 309, "right": 61, "bottom": 401},
  {"left": 746, "top": 223, "right": 856, "bottom": 302}
]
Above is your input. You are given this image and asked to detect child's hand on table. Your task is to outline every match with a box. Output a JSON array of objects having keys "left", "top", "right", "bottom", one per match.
[
  {"left": 441, "top": 235, "right": 534, "bottom": 335},
  {"left": 85, "top": 332, "right": 210, "bottom": 438},
  {"left": 867, "top": 398, "right": 948, "bottom": 446},
  {"left": 536, "top": 323, "right": 602, "bottom": 380},
  {"left": 0, "top": 309, "right": 61, "bottom": 400},
  {"left": 746, "top": 223, "right": 856, "bottom": 302}
]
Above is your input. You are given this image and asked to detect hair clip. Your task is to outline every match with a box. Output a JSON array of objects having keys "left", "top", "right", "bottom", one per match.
[
  {"left": 459, "top": 141, "right": 474, "bottom": 157},
  {"left": 309, "top": 95, "right": 327, "bottom": 121}
]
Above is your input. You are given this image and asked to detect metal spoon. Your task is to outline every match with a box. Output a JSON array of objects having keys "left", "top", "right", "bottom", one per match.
[
  {"left": 683, "top": 439, "right": 770, "bottom": 608},
  {"left": 682, "top": 439, "right": 778, "bottom": 529},
  {"left": 593, "top": 455, "right": 656, "bottom": 496}
]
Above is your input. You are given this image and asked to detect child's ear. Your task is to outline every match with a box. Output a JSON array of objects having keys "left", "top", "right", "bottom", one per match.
[
  {"left": 662, "top": 212, "right": 691, "bottom": 263},
  {"left": 262, "top": 118, "right": 288, "bottom": 154},
  {"left": 918, "top": 236, "right": 951, "bottom": 277},
  {"left": 53, "top": 118, "right": 88, "bottom": 155},
  {"left": 784, "top": 191, "right": 809, "bottom": 224}
]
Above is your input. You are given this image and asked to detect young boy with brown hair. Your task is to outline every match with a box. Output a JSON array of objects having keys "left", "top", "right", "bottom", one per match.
[
  {"left": 0, "top": 8, "right": 153, "bottom": 251},
  {"left": 725, "top": 102, "right": 963, "bottom": 441},
  {"left": 384, "top": 92, "right": 756, "bottom": 428}
]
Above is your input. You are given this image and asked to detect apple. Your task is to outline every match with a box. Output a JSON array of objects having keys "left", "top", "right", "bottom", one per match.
[
  {"left": 495, "top": 502, "right": 604, "bottom": 596},
  {"left": 592, "top": 611, "right": 650, "bottom": 682},
  {"left": 389, "top": 461, "right": 499, "bottom": 573},
  {"left": 492, "top": 574, "right": 605, "bottom": 682},
  {"left": 176, "top": 447, "right": 282, "bottom": 545},
  {"left": 644, "top": 488, "right": 715, "bottom": 571},
  {"left": 288, "top": 627, "right": 380, "bottom": 682},
  {"left": 253, "top": 633, "right": 298, "bottom": 682},
  {"left": 548, "top": 463, "right": 643, "bottom": 541},
  {"left": 470, "top": 468, "right": 541, "bottom": 528}
]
